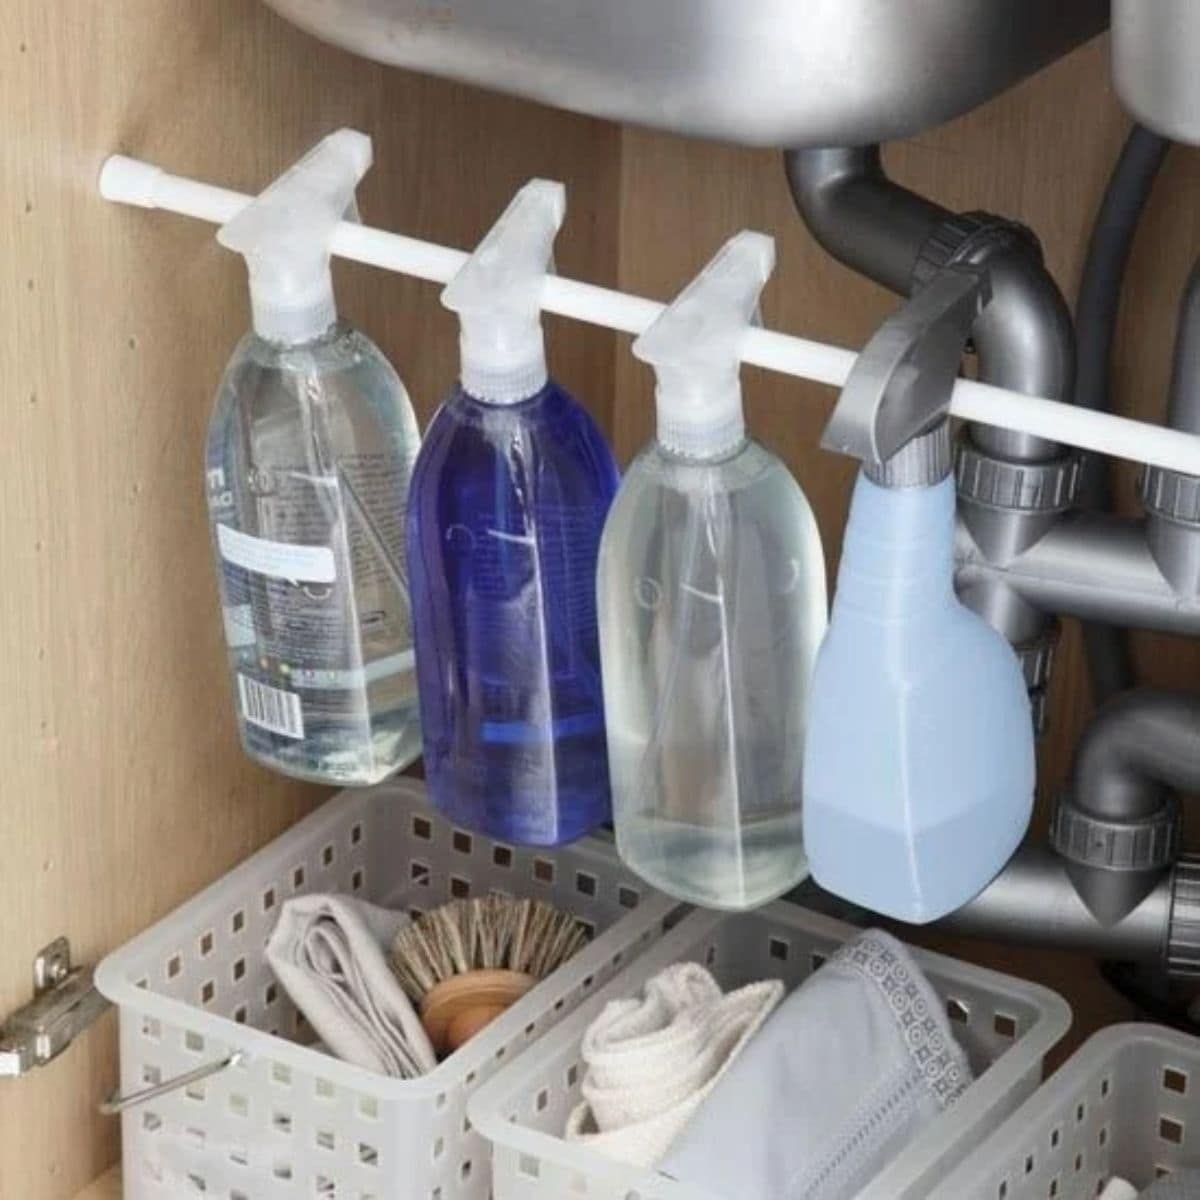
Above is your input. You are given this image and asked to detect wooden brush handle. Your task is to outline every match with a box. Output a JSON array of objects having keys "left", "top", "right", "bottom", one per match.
[{"left": 420, "top": 969, "right": 536, "bottom": 1055}]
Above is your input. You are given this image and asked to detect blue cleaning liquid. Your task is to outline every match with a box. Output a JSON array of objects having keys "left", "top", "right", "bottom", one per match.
[{"left": 406, "top": 379, "right": 619, "bottom": 845}]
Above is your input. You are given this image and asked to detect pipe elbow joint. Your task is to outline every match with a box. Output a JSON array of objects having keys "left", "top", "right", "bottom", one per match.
[
  {"left": 1074, "top": 689, "right": 1200, "bottom": 821},
  {"left": 783, "top": 146, "right": 945, "bottom": 296}
]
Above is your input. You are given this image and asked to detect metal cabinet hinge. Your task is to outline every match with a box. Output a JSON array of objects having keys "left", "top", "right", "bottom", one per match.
[{"left": 0, "top": 938, "right": 110, "bottom": 1078}]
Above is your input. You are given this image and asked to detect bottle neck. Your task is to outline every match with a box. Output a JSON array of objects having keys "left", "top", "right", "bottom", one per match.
[
  {"left": 833, "top": 473, "right": 958, "bottom": 622},
  {"left": 250, "top": 315, "right": 341, "bottom": 353},
  {"left": 654, "top": 379, "right": 745, "bottom": 460},
  {"left": 458, "top": 327, "right": 548, "bottom": 405},
  {"left": 248, "top": 267, "right": 338, "bottom": 345}
]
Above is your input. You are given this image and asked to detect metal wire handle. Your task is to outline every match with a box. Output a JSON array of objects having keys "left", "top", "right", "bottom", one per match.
[{"left": 99, "top": 1050, "right": 245, "bottom": 1115}]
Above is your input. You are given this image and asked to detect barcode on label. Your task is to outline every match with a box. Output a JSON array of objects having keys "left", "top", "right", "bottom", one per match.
[{"left": 237, "top": 674, "right": 305, "bottom": 740}]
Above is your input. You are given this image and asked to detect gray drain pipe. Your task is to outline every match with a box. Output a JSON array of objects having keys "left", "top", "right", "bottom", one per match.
[
  {"left": 1072, "top": 126, "right": 1169, "bottom": 702},
  {"left": 936, "top": 690, "right": 1200, "bottom": 976},
  {"left": 785, "top": 145, "right": 1077, "bottom": 727}
]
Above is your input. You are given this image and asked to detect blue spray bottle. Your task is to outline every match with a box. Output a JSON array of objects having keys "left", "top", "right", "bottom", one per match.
[
  {"left": 406, "top": 181, "right": 619, "bottom": 845},
  {"left": 802, "top": 268, "right": 1035, "bottom": 923}
]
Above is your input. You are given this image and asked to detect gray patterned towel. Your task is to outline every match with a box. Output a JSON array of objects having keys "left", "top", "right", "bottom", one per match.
[{"left": 660, "top": 929, "right": 972, "bottom": 1199}]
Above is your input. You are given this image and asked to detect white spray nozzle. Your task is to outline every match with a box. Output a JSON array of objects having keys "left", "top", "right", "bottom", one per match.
[
  {"left": 442, "top": 179, "right": 565, "bottom": 404},
  {"left": 217, "top": 129, "right": 373, "bottom": 344},
  {"left": 635, "top": 231, "right": 775, "bottom": 459}
]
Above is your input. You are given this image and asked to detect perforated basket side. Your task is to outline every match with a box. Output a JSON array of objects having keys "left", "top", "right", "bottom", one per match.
[
  {"left": 97, "top": 780, "right": 682, "bottom": 1200},
  {"left": 930, "top": 1024, "right": 1200, "bottom": 1200},
  {"left": 471, "top": 902, "right": 1072, "bottom": 1200}
]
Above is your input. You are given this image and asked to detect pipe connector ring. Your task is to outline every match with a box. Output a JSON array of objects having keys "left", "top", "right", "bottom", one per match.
[
  {"left": 1141, "top": 465, "right": 1200, "bottom": 526},
  {"left": 911, "top": 211, "right": 1043, "bottom": 294},
  {"left": 1016, "top": 623, "right": 1060, "bottom": 693},
  {"left": 1168, "top": 854, "right": 1200, "bottom": 977},
  {"left": 1014, "top": 623, "right": 1059, "bottom": 737},
  {"left": 1051, "top": 794, "right": 1181, "bottom": 874},
  {"left": 956, "top": 443, "right": 1084, "bottom": 512}
]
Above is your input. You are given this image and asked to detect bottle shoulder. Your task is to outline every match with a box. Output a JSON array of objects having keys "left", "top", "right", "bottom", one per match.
[
  {"left": 226, "top": 323, "right": 395, "bottom": 376},
  {"left": 433, "top": 378, "right": 603, "bottom": 429},
  {"left": 619, "top": 438, "right": 809, "bottom": 506},
  {"left": 418, "top": 380, "right": 617, "bottom": 482},
  {"left": 212, "top": 323, "right": 418, "bottom": 441},
  {"left": 219, "top": 324, "right": 409, "bottom": 402}
]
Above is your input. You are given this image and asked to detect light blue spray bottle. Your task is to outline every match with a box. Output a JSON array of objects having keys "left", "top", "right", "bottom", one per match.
[{"left": 802, "top": 267, "right": 1035, "bottom": 923}]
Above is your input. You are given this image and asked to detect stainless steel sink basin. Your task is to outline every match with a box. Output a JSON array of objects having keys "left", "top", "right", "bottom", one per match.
[{"left": 265, "top": 0, "right": 1107, "bottom": 147}]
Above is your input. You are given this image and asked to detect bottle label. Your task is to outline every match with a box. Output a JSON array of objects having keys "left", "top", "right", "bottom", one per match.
[
  {"left": 217, "top": 523, "right": 336, "bottom": 583},
  {"left": 222, "top": 603, "right": 257, "bottom": 648},
  {"left": 237, "top": 672, "right": 305, "bottom": 739},
  {"left": 210, "top": 447, "right": 416, "bottom": 745}
]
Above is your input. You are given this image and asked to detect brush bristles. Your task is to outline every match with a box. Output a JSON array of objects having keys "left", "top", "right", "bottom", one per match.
[{"left": 390, "top": 896, "right": 591, "bottom": 1003}]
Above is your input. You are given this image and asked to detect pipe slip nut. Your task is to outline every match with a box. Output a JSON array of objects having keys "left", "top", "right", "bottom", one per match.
[
  {"left": 1168, "top": 855, "right": 1200, "bottom": 977},
  {"left": 1015, "top": 625, "right": 1060, "bottom": 737},
  {"left": 1051, "top": 793, "right": 1180, "bottom": 874},
  {"left": 1141, "top": 464, "right": 1200, "bottom": 526},
  {"left": 956, "top": 443, "right": 1083, "bottom": 512},
  {"left": 1015, "top": 624, "right": 1060, "bottom": 693},
  {"left": 910, "top": 211, "right": 1042, "bottom": 294}
]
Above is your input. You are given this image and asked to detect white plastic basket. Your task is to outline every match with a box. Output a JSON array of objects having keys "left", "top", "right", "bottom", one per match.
[
  {"left": 931, "top": 1023, "right": 1200, "bottom": 1199},
  {"left": 95, "top": 779, "right": 681, "bottom": 1200},
  {"left": 469, "top": 902, "right": 1072, "bottom": 1200}
]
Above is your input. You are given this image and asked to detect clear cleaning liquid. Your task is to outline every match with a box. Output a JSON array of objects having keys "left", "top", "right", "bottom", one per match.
[
  {"left": 598, "top": 438, "right": 827, "bottom": 910},
  {"left": 206, "top": 323, "right": 422, "bottom": 785},
  {"left": 615, "top": 809, "right": 807, "bottom": 913}
]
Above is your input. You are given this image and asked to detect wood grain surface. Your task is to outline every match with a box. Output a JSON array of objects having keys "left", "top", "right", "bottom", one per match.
[
  {"left": 0, "top": 4, "right": 618, "bottom": 1197},
  {"left": 72, "top": 1168, "right": 119, "bottom": 1200}
]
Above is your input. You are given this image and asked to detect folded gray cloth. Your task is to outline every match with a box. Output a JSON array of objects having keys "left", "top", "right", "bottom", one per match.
[
  {"left": 265, "top": 894, "right": 437, "bottom": 1078},
  {"left": 660, "top": 929, "right": 972, "bottom": 1200}
]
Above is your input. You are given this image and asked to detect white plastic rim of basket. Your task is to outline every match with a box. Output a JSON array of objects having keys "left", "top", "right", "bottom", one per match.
[{"left": 927, "top": 1022, "right": 1200, "bottom": 1199}]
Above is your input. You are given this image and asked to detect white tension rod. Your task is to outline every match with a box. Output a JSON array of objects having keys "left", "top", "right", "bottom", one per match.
[{"left": 100, "top": 154, "right": 1200, "bottom": 476}]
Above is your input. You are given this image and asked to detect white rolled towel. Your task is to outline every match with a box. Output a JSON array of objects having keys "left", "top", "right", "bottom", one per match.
[
  {"left": 265, "top": 894, "right": 437, "bottom": 1078},
  {"left": 565, "top": 963, "right": 784, "bottom": 1167}
]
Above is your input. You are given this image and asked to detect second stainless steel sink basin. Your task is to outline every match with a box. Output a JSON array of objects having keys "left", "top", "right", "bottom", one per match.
[{"left": 266, "top": 0, "right": 1108, "bottom": 147}]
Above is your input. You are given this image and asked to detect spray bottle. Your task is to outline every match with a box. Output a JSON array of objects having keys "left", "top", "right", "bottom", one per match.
[
  {"left": 406, "top": 180, "right": 620, "bottom": 845},
  {"left": 598, "top": 232, "right": 828, "bottom": 909},
  {"left": 802, "top": 267, "right": 1035, "bottom": 923},
  {"left": 205, "top": 129, "right": 423, "bottom": 786}
]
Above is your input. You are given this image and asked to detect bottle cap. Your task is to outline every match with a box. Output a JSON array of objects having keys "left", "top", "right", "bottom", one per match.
[
  {"left": 442, "top": 179, "right": 565, "bottom": 404},
  {"left": 218, "top": 129, "right": 372, "bottom": 344},
  {"left": 634, "top": 232, "right": 774, "bottom": 460},
  {"left": 863, "top": 419, "right": 952, "bottom": 487}
]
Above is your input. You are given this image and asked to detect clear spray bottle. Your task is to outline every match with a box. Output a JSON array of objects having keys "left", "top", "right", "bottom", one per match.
[
  {"left": 598, "top": 232, "right": 828, "bottom": 909},
  {"left": 205, "top": 130, "right": 423, "bottom": 786}
]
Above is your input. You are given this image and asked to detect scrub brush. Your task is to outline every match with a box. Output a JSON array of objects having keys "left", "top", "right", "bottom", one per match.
[{"left": 390, "top": 895, "right": 590, "bottom": 1055}]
